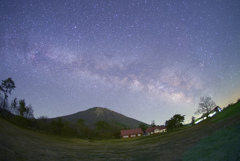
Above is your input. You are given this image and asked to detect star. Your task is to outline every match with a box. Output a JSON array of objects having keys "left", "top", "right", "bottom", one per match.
[{"left": 0, "top": 0, "right": 240, "bottom": 125}]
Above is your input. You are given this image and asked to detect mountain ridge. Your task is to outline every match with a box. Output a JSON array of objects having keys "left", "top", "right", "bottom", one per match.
[{"left": 53, "top": 107, "right": 148, "bottom": 129}]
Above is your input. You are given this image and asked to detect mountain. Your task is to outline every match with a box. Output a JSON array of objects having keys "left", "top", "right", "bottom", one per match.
[{"left": 54, "top": 107, "right": 148, "bottom": 129}]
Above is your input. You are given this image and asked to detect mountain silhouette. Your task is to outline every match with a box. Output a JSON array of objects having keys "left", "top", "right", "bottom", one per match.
[{"left": 54, "top": 107, "right": 148, "bottom": 129}]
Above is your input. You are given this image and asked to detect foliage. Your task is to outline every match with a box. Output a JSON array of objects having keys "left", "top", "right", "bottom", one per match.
[
  {"left": 95, "top": 120, "right": 110, "bottom": 130},
  {"left": 195, "top": 97, "right": 216, "bottom": 119},
  {"left": 50, "top": 118, "right": 64, "bottom": 135},
  {"left": 237, "top": 98, "right": 240, "bottom": 103},
  {"left": 0, "top": 78, "right": 123, "bottom": 140},
  {"left": 139, "top": 123, "right": 148, "bottom": 132},
  {"left": 1, "top": 100, "right": 240, "bottom": 161},
  {"left": 165, "top": 114, "right": 185, "bottom": 131},
  {"left": 0, "top": 77, "right": 16, "bottom": 109},
  {"left": 0, "top": 78, "right": 34, "bottom": 119},
  {"left": 16, "top": 99, "right": 34, "bottom": 118},
  {"left": 61, "top": 122, "right": 78, "bottom": 137},
  {"left": 11, "top": 116, "right": 32, "bottom": 128},
  {"left": 10, "top": 98, "right": 18, "bottom": 115},
  {"left": 151, "top": 120, "right": 156, "bottom": 127},
  {"left": 18, "top": 99, "right": 27, "bottom": 117},
  {"left": 77, "top": 119, "right": 85, "bottom": 126},
  {"left": 24, "top": 104, "right": 34, "bottom": 118},
  {"left": 37, "top": 116, "right": 49, "bottom": 132},
  {"left": 191, "top": 116, "right": 195, "bottom": 126}
]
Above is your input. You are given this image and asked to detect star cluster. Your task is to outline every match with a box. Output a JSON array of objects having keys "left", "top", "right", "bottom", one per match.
[{"left": 1, "top": 0, "right": 240, "bottom": 124}]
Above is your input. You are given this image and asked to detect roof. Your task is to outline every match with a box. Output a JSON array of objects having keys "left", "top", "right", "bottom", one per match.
[
  {"left": 145, "top": 126, "right": 166, "bottom": 133},
  {"left": 121, "top": 128, "right": 143, "bottom": 136},
  {"left": 210, "top": 106, "right": 221, "bottom": 113},
  {"left": 200, "top": 106, "right": 221, "bottom": 118}
]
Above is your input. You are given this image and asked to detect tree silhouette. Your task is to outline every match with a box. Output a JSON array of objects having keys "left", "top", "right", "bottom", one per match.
[
  {"left": 195, "top": 97, "right": 216, "bottom": 119},
  {"left": 77, "top": 119, "right": 85, "bottom": 126},
  {"left": 191, "top": 116, "right": 195, "bottom": 126},
  {"left": 165, "top": 114, "right": 185, "bottom": 131},
  {"left": 24, "top": 104, "right": 34, "bottom": 118},
  {"left": 17, "top": 99, "right": 34, "bottom": 118},
  {"left": 18, "top": 99, "right": 27, "bottom": 117},
  {"left": 51, "top": 118, "right": 64, "bottom": 135},
  {"left": 10, "top": 98, "right": 18, "bottom": 115},
  {"left": 151, "top": 120, "right": 156, "bottom": 127},
  {"left": 95, "top": 120, "right": 110, "bottom": 130},
  {"left": 0, "top": 78, "right": 16, "bottom": 109},
  {"left": 139, "top": 123, "right": 148, "bottom": 133}
]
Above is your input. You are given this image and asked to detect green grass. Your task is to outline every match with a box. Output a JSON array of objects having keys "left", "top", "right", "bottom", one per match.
[
  {"left": 182, "top": 102, "right": 240, "bottom": 161},
  {"left": 1, "top": 101, "right": 240, "bottom": 161},
  {"left": 182, "top": 123, "right": 240, "bottom": 161},
  {"left": 212, "top": 102, "right": 240, "bottom": 121}
]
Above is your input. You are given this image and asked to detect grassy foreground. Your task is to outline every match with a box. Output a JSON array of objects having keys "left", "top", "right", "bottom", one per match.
[{"left": 0, "top": 102, "right": 240, "bottom": 161}]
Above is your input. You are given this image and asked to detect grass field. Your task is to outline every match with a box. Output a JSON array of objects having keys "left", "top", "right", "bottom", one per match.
[{"left": 1, "top": 102, "right": 240, "bottom": 161}]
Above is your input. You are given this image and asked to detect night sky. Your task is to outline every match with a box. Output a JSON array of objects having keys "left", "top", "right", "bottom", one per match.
[{"left": 1, "top": 0, "right": 240, "bottom": 125}]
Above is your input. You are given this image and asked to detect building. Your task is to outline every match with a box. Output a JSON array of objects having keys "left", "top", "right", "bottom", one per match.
[
  {"left": 145, "top": 126, "right": 167, "bottom": 135},
  {"left": 121, "top": 128, "right": 143, "bottom": 138},
  {"left": 209, "top": 106, "right": 221, "bottom": 117},
  {"left": 195, "top": 106, "right": 222, "bottom": 124}
]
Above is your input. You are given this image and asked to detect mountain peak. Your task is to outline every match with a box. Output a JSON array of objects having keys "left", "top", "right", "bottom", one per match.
[
  {"left": 57, "top": 107, "right": 149, "bottom": 129},
  {"left": 87, "top": 107, "right": 109, "bottom": 111},
  {"left": 95, "top": 107, "right": 105, "bottom": 117}
]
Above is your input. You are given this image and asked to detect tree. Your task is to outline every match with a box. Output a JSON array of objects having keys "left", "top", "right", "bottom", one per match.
[
  {"left": 195, "top": 97, "right": 216, "bottom": 119},
  {"left": 0, "top": 95, "right": 4, "bottom": 108},
  {"left": 37, "top": 116, "right": 49, "bottom": 131},
  {"left": 51, "top": 118, "right": 64, "bottom": 135},
  {"left": 17, "top": 99, "right": 34, "bottom": 118},
  {"left": 191, "top": 116, "right": 195, "bottom": 126},
  {"left": 0, "top": 77, "right": 16, "bottom": 109},
  {"left": 77, "top": 119, "right": 85, "bottom": 126},
  {"left": 151, "top": 120, "right": 156, "bottom": 127},
  {"left": 18, "top": 99, "right": 27, "bottom": 117},
  {"left": 95, "top": 120, "right": 110, "bottom": 130},
  {"left": 10, "top": 98, "right": 18, "bottom": 115},
  {"left": 24, "top": 104, "right": 34, "bottom": 118},
  {"left": 165, "top": 114, "right": 185, "bottom": 131},
  {"left": 139, "top": 123, "right": 148, "bottom": 133},
  {"left": 237, "top": 98, "right": 240, "bottom": 103},
  {"left": 77, "top": 119, "right": 91, "bottom": 138}
]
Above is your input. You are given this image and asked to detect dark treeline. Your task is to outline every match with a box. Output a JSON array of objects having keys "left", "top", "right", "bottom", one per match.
[
  {"left": 0, "top": 77, "right": 121, "bottom": 139},
  {"left": 0, "top": 109, "right": 122, "bottom": 139},
  {"left": 165, "top": 114, "right": 185, "bottom": 131},
  {"left": 3, "top": 77, "right": 237, "bottom": 139},
  {"left": 37, "top": 117, "right": 122, "bottom": 139}
]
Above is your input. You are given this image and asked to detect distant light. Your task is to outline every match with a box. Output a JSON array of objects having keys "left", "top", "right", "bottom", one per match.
[
  {"left": 209, "top": 112, "right": 216, "bottom": 117},
  {"left": 195, "top": 118, "right": 203, "bottom": 124}
]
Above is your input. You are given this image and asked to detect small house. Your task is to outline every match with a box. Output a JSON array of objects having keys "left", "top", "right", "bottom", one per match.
[
  {"left": 209, "top": 106, "right": 221, "bottom": 117},
  {"left": 195, "top": 106, "right": 222, "bottom": 124},
  {"left": 145, "top": 126, "right": 167, "bottom": 135},
  {"left": 121, "top": 128, "right": 143, "bottom": 138}
]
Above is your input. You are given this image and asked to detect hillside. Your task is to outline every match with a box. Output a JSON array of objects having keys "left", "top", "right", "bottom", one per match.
[
  {"left": 54, "top": 107, "right": 148, "bottom": 129},
  {"left": 0, "top": 102, "right": 240, "bottom": 160}
]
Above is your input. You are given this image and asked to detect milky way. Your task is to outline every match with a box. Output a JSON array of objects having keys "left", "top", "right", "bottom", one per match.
[{"left": 1, "top": 0, "right": 240, "bottom": 124}]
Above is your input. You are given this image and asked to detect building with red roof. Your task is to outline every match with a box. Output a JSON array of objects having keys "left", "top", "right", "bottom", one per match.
[
  {"left": 121, "top": 128, "right": 143, "bottom": 138},
  {"left": 145, "top": 126, "right": 167, "bottom": 135}
]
